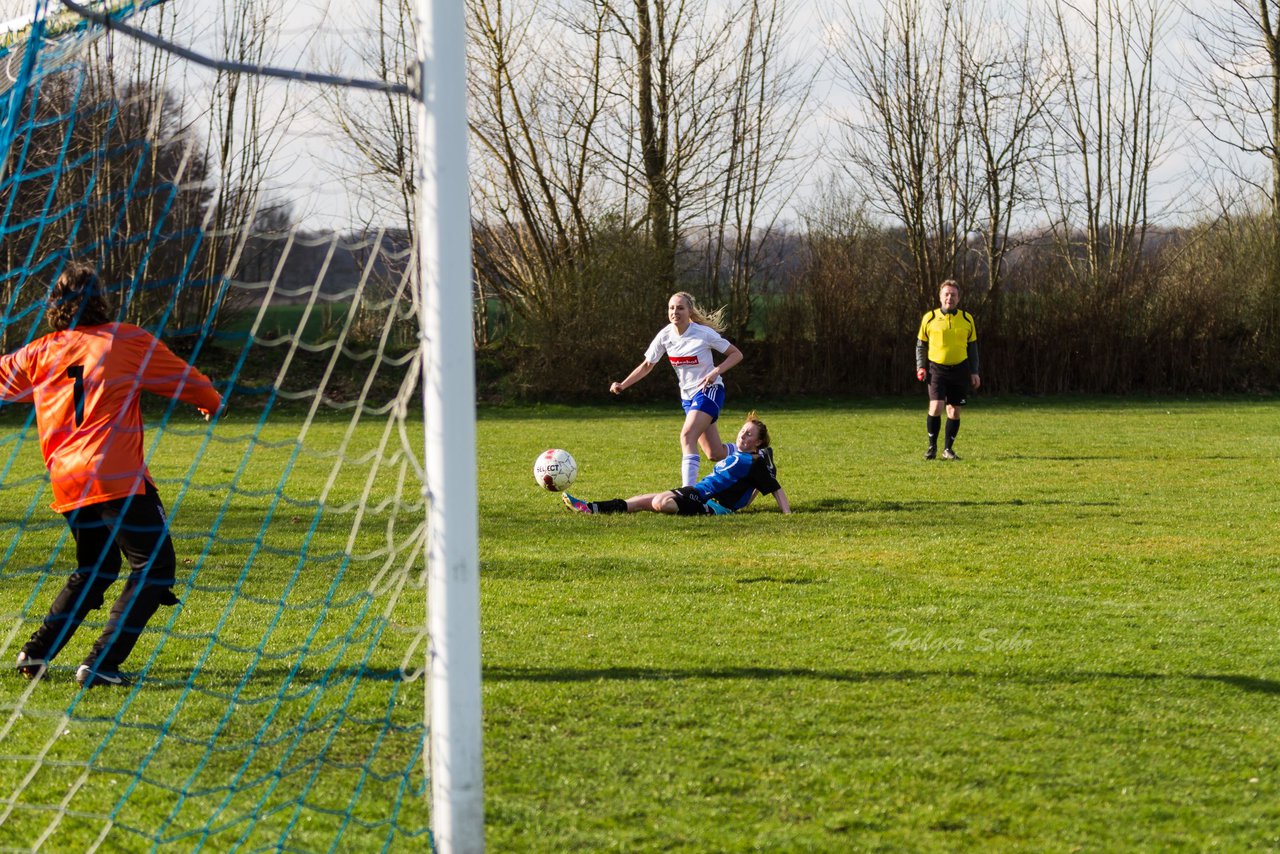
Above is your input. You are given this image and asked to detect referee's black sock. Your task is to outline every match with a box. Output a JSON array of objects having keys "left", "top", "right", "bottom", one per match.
[
  {"left": 944, "top": 417, "right": 960, "bottom": 450},
  {"left": 926, "top": 415, "right": 941, "bottom": 449},
  {"left": 595, "top": 499, "right": 628, "bottom": 514}
]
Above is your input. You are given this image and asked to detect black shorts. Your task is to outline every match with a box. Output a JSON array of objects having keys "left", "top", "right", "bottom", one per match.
[
  {"left": 63, "top": 484, "right": 177, "bottom": 587},
  {"left": 670, "top": 486, "right": 710, "bottom": 516},
  {"left": 927, "top": 361, "right": 970, "bottom": 406}
]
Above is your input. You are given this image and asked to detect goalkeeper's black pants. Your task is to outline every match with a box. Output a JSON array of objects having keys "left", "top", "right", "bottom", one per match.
[{"left": 25, "top": 484, "right": 181, "bottom": 671}]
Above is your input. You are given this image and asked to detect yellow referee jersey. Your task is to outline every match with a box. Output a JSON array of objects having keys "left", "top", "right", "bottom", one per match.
[{"left": 917, "top": 309, "right": 977, "bottom": 366}]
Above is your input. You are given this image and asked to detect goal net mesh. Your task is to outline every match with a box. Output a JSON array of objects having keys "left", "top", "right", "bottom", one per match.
[{"left": 0, "top": 1, "right": 431, "bottom": 848}]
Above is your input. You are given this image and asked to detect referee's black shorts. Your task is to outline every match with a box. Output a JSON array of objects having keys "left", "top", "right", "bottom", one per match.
[{"left": 926, "top": 360, "right": 970, "bottom": 406}]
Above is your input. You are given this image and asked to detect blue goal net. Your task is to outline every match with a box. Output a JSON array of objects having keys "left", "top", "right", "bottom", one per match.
[{"left": 0, "top": 2, "right": 432, "bottom": 849}]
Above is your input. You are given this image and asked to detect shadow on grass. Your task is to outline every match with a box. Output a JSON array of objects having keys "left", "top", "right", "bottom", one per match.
[
  {"left": 486, "top": 665, "right": 957, "bottom": 683},
  {"left": 805, "top": 497, "right": 1118, "bottom": 513},
  {"left": 1192, "top": 674, "right": 1280, "bottom": 695},
  {"left": 998, "top": 452, "right": 1146, "bottom": 461},
  {"left": 484, "top": 665, "right": 1280, "bottom": 695},
  {"left": 131, "top": 667, "right": 1280, "bottom": 697},
  {"left": 113, "top": 665, "right": 415, "bottom": 691}
]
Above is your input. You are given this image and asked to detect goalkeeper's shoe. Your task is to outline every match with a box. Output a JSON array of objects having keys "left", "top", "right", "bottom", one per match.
[
  {"left": 941, "top": 448, "right": 960, "bottom": 461},
  {"left": 705, "top": 499, "right": 732, "bottom": 516},
  {"left": 15, "top": 651, "right": 47, "bottom": 680},
  {"left": 562, "top": 493, "right": 594, "bottom": 514},
  {"left": 75, "top": 664, "right": 130, "bottom": 688}
]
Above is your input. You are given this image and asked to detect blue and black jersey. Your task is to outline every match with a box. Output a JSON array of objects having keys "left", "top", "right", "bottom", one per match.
[{"left": 693, "top": 448, "right": 782, "bottom": 511}]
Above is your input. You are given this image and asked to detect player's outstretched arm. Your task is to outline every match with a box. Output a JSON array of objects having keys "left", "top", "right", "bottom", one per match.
[
  {"left": 134, "top": 335, "right": 223, "bottom": 414},
  {"left": 611, "top": 360, "right": 654, "bottom": 394},
  {"left": 772, "top": 488, "right": 791, "bottom": 515},
  {"left": 0, "top": 348, "right": 34, "bottom": 403}
]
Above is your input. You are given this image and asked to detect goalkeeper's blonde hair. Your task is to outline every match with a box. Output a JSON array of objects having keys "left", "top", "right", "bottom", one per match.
[{"left": 671, "top": 291, "right": 727, "bottom": 333}]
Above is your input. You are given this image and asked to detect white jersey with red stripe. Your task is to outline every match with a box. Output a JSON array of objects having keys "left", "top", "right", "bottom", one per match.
[{"left": 644, "top": 322, "right": 732, "bottom": 400}]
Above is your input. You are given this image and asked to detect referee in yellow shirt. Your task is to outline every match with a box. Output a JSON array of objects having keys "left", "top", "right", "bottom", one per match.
[{"left": 915, "top": 280, "right": 981, "bottom": 460}]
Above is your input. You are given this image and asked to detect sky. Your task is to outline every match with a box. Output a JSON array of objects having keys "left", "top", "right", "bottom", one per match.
[{"left": 0, "top": 0, "right": 1258, "bottom": 231}]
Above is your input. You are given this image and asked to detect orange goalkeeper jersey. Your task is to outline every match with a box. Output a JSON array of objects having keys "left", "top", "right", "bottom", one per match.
[{"left": 0, "top": 323, "right": 222, "bottom": 512}]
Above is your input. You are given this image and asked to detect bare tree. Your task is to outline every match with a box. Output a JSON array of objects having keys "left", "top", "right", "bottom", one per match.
[
  {"left": 1043, "top": 0, "right": 1170, "bottom": 287},
  {"left": 0, "top": 37, "right": 217, "bottom": 343},
  {"left": 466, "top": 0, "right": 615, "bottom": 333},
  {"left": 703, "top": 0, "right": 812, "bottom": 333},
  {"left": 463, "top": 0, "right": 808, "bottom": 342},
  {"left": 1183, "top": 0, "right": 1280, "bottom": 279},
  {"left": 328, "top": 0, "right": 420, "bottom": 236},
  {"left": 828, "top": 0, "right": 979, "bottom": 305},
  {"left": 104, "top": 0, "right": 303, "bottom": 330},
  {"left": 959, "top": 1, "right": 1055, "bottom": 304},
  {"left": 633, "top": 0, "right": 673, "bottom": 265},
  {"left": 596, "top": 0, "right": 766, "bottom": 287}
]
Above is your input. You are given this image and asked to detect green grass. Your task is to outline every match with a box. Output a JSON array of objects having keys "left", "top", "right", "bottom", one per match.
[
  {"left": 480, "top": 398, "right": 1280, "bottom": 851},
  {"left": 0, "top": 412, "right": 429, "bottom": 851},
  {"left": 1, "top": 398, "right": 1277, "bottom": 851},
  {"left": 216, "top": 303, "right": 350, "bottom": 346}
]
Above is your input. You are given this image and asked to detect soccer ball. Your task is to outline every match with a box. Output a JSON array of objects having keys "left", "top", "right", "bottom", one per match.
[{"left": 533, "top": 448, "right": 577, "bottom": 491}]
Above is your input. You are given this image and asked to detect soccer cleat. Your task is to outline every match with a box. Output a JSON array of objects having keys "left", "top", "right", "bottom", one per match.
[
  {"left": 941, "top": 448, "right": 960, "bottom": 460},
  {"left": 705, "top": 500, "right": 732, "bottom": 516},
  {"left": 562, "top": 493, "right": 594, "bottom": 514},
  {"left": 924, "top": 447, "right": 937, "bottom": 460},
  {"left": 75, "top": 664, "right": 129, "bottom": 688},
  {"left": 15, "top": 651, "right": 47, "bottom": 680}
]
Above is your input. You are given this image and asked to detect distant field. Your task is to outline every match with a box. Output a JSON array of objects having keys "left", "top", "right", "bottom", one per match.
[
  {"left": 217, "top": 302, "right": 345, "bottom": 342},
  {"left": 479, "top": 398, "right": 1280, "bottom": 851}
]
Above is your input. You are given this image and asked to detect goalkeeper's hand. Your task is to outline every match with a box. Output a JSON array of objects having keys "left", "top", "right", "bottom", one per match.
[{"left": 915, "top": 368, "right": 926, "bottom": 382}]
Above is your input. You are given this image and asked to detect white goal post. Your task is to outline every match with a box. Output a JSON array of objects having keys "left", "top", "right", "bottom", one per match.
[
  {"left": 415, "top": 1, "right": 484, "bottom": 853},
  {"left": 0, "top": 0, "right": 483, "bottom": 847}
]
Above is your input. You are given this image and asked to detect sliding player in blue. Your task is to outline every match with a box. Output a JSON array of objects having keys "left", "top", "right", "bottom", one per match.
[{"left": 563, "top": 411, "right": 790, "bottom": 516}]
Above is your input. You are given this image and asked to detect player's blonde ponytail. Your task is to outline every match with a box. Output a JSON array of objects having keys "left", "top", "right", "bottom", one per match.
[{"left": 671, "top": 291, "right": 727, "bottom": 333}]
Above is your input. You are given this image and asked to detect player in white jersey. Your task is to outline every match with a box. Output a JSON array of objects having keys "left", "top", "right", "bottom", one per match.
[{"left": 609, "top": 291, "right": 744, "bottom": 486}]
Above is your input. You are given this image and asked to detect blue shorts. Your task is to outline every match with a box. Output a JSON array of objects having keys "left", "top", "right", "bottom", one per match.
[{"left": 681, "top": 384, "right": 724, "bottom": 421}]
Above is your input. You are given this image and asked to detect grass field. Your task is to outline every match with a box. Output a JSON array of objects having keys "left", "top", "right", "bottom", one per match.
[
  {"left": 480, "top": 398, "right": 1280, "bottom": 851},
  {"left": 0, "top": 398, "right": 1276, "bottom": 851},
  {"left": 0, "top": 412, "right": 430, "bottom": 851}
]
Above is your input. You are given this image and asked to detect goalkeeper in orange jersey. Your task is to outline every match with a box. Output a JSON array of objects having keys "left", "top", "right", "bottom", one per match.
[{"left": 0, "top": 263, "right": 223, "bottom": 687}]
